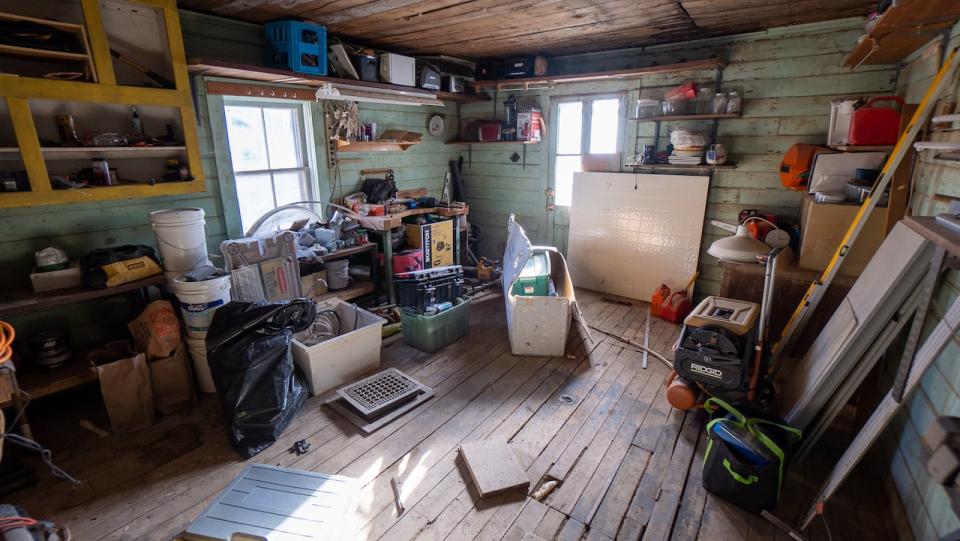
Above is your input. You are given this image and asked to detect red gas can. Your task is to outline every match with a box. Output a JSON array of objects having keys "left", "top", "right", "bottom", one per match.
[
  {"left": 848, "top": 96, "right": 904, "bottom": 146},
  {"left": 658, "top": 291, "right": 691, "bottom": 324},
  {"left": 651, "top": 284, "right": 671, "bottom": 317}
]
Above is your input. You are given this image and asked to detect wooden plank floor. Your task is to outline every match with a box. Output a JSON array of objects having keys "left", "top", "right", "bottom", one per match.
[{"left": 8, "top": 288, "right": 900, "bottom": 540}]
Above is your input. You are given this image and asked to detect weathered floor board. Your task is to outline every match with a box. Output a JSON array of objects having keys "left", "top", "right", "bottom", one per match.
[{"left": 8, "top": 289, "right": 898, "bottom": 541}]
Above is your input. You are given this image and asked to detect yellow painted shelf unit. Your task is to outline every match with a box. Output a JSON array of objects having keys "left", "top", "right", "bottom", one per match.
[{"left": 0, "top": 0, "right": 204, "bottom": 208}]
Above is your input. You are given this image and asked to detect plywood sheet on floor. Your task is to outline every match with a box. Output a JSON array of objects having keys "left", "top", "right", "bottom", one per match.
[{"left": 7, "top": 289, "right": 898, "bottom": 540}]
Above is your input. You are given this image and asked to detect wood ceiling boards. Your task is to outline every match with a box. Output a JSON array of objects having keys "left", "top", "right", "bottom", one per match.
[{"left": 179, "top": 0, "right": 876, "bottom": 58}]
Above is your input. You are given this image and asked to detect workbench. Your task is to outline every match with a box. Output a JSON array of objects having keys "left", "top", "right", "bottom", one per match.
[{"left": 355, "top": 205, "right": 470, "bottom": 304}]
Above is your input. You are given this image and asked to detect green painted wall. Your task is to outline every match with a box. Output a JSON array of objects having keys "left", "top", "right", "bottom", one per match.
[
  {"left": 457, "top": 18, "right": 897, "bottom": 297},
  {"left": 0, "top": 10, "right": 457, "bottom": 349},
  {"left": 873, "top": 21, "right": 960, "bottom": 541}
]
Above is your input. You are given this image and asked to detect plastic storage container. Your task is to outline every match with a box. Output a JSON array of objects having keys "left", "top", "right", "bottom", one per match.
[
  {"left": 292, "top": 299, "right": 386, "bottom": 395},
  {"left": 511, "top": 250, "right": 551, "bottom": 296},
  {"left": 265, "top": 20, "right": 327, "bottom": 75},
  {"left": 400, "top": 298, "right": 471, "bottom": 353}
]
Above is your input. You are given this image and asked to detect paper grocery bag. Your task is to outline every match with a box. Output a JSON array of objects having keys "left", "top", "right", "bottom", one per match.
[
  {"left": 95, "top": 352, "right": 154, "bottom": 433},
  {"left": 128, "top": 300, "right": 181, "bottom": 359},
  {"left": 148, "top": 343, "right": 195, "bottom": 415}
]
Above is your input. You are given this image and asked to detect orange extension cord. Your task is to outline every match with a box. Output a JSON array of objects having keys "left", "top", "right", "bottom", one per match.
[{"left": 0, "top": 320, "right": 13, "bottom": 365}]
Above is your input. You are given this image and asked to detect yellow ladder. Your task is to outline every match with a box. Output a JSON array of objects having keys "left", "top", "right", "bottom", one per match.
[{"left": 771, "top": 45, "right": 960, "bottom": 363}]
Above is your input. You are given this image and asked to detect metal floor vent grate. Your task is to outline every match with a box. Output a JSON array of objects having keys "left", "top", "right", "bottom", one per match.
[{"left": 337, "top": 368, "right": 422, "bottom": 418}]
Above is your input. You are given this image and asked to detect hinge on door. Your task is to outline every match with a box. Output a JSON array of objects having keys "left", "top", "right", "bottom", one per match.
[
  {"left": 544, "top": 188, "right": 555, "bottom": 197},
  {"left": 546, "top": 203, "right": 556, "bottom": 211}
]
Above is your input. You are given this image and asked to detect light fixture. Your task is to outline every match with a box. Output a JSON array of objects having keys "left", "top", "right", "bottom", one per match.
[
  {"left": 315, "top": 83, "right": 445, "bottom": 107},
  {"left": 707, "top": 218, "right": 786, "bottom": 263}
]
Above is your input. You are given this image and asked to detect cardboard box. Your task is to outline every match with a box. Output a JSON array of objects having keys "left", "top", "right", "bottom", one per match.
[
  {"left": 405, "top": 220, "right": 453, "bottom": 269},
  {"left": 798, "top": 194, "right": 886, "bottom": 277}
]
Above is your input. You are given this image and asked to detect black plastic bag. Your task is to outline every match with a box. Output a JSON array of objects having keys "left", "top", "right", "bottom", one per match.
[
  {"left": 206, "top": 299, "right": 316, "bottom": 458},
  {"left": 362, "top": 177, "right": 397, "bottom": 203}
]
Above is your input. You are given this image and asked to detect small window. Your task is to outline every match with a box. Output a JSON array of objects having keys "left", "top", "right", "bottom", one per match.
[
  {"left": 553, "top": 95, "right": 623, "bottom": 206},
  {"left": 224, "top": 102, "right": 314, "bottom": 231}
]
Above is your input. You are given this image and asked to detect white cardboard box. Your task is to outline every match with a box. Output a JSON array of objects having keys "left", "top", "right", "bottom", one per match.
[
  {"left": 292, "top": 299, "right": 386, "bottom": 396},
  {"left": 502, "top": 217, "right": 587, "bottom": 357},
  {"left": 30, "top": 261, "right": 82, "bottom": 292},
  {"left": 379, "top": 53, "right": 415, "bottom": 86}
]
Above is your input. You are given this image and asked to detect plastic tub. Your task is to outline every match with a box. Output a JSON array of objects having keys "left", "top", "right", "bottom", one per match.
[
  {"left": 291, "top": 299, "right": 386, "bottom": 396},
  {"left": 185, "top": 336, "right": 216, "bottom": 393},
  {"left": 400, "top": 298, "right": 471, "bottom": 353},
  {"left": 171, "top": 274, "right": 231, "bottom": 339},
  {"left": 149, "top": 208, "right": 211, "bottom": 273}
]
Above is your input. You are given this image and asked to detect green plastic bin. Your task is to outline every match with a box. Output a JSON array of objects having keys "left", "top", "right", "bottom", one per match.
[
  {"left": 400, "top": 298, "right": 471, "bottom": 353},
  {"left": 510, "top": 249, "right": 551, "bottom": 297}
]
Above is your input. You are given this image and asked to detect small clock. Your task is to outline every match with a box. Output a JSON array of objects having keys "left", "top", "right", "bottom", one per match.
[{"left": 427, "top": 114, "right": 444, "bottom": 137}]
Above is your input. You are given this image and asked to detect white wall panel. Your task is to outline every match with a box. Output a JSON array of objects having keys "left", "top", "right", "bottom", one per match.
[{"left": 566, "top": 172, "right": 709, "bottom": 300}]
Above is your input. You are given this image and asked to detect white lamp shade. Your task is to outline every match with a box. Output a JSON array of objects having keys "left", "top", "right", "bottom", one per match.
[{"left": 708, "top": 225, "right": 769, "bottom": 262}]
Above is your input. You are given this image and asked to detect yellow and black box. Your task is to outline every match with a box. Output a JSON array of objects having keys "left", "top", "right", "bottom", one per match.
[{"left": 404, "top": 220, "right": 453, "bottom": 268}]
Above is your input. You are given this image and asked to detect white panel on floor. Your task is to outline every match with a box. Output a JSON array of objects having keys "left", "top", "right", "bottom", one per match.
[{"left": 566, "top": 172, "right": 709, "bottom": 300}]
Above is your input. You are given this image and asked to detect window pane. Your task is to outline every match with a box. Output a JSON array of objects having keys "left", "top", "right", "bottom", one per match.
[
  {"left": 590, "top": 99, "right": 620, "bottom": 154},
  {"left": 554, "top": 155, "right": 582, "bottom": 207},
  {"left": 225, "top": 106, "right": 269, "bottom": 172},
  {"left": 557, "top": 101, "right": 583, "bottom": 155},
  {"left": 274, "top": 170, "right": 310, "bottom": 206},
  {"left": 236, "top": 173, "right": 275, "bottom": 231},
  {"left": 263, "top": 107, "right": 301, "bottom": 169}
]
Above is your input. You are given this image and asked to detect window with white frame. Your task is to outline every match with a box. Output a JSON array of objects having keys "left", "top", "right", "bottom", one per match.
[
  {"left": 554, "top": 96, "right": 623, "bottom": 206},
  {"left": 224, "top": 101, "right": 315, "bottom": 232}
]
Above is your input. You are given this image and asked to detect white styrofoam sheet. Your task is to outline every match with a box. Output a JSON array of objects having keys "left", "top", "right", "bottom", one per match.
[{"left": 566, "top": 172, "right": 709, "bottom": 300}]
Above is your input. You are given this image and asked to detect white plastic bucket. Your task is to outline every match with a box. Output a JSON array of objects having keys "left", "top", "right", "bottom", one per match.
[
  {"left": 171, "top": 274, "right": 231, "bottom": 339},
  {"left": 185, "top": 336, "right": 216, "bottom": 393},
  {"left": 149, "top": 208, "right": 211, "bottom": 273}
]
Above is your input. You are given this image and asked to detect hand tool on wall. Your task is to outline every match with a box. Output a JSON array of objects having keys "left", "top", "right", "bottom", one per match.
[{"left": 110, "top": 49, "right": 175, "bottom": 89}]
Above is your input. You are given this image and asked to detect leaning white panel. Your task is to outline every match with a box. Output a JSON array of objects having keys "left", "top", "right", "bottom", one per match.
[{"left": 566, "top": 172, "right": 710, "bottom": 300}]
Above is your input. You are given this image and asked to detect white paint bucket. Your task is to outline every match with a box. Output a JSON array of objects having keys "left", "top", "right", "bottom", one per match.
[
  {"left": 185, "top": 336, "right": 216, "bottom": 393},
  {"left": 149, "top": 208, "right": 211, "bottom": 273},
  {"left": 171, "top": 274, "right": 231, "bottom": 339}
]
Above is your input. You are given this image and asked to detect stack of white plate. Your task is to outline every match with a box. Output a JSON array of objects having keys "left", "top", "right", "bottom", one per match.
[{"left": 669, "top": 147, "right": 703, "bottom": 165}]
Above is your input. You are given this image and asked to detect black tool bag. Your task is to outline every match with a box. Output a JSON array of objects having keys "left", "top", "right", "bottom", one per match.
[
  {"left": 81, "top": 245, "right": 162, "bottom": 289},
  {"left": 362, "top": 177, "right": 398, "bottom": 203},
  {"left": 206, "top": 299, "right": 315, "bottom": 458},
  {"left": 702, "top": 398, "right": 801, "bottom": 513}
]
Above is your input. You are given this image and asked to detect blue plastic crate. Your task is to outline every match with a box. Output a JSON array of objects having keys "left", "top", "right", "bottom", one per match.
[
  {"left": 267, "top": 40, "right": 326, "bottom": 75},
  {"left": 265, "top": 20, "right": 325, "bottom": 46},
  {"left": 265, "top": 21, "right": 327, "bottom": 75}
]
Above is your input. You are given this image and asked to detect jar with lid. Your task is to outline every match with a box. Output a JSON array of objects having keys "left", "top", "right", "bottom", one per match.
[
  {"left": 697, "top": 88, "right": 714, "bottom": 115},
  {"left": 726, "top": 90, "right": 741, "bottom": 114},
  {"left": 712, "top": 92, "right": 728, "bottom": 115},
  {"left": 636, "top": 99, "right": 661, "bottom": 118}
]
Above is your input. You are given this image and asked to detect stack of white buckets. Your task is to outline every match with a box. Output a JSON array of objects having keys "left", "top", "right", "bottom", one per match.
[{"left": 149, "top": 208, "right": 230, "bottom": 394}]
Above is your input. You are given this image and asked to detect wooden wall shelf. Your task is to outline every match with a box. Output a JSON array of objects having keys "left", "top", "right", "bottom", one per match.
[
  {"left": 0, "top": 146, "right": 187, "bottom": 160},
  {"left": 0, "top": 1, "right": 205, "bottom": 208},
  {"left": 445, "top": 140, "right": 539, "bottom": 145},
  {"left": 844, "top": 0, "right": 960, "bottom": 67},
  {"left": 436, "top": 91, "right": 489, "bottom": 103},
  {"left": 630, "top": 113, "right": 740, "bottom": 122},
  {"left": 336, "top": 140, "right": 419, "bottom": 152},
  {"left": 470, "top": 58, "right": 726, "bottom": 91}
]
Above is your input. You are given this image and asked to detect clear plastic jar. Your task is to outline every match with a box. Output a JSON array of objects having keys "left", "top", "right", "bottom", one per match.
[
  {"left": 726, "top": 91, "right": 741, "bottom": 114},
  {"left": 712, "top": 93, "right": 728, "bottom": 115},
  {"left": 697, "top": 88, "right": 714, "bottom": 115}
]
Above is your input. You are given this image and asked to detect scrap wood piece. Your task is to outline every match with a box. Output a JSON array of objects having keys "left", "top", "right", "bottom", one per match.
[{"left": 459, "top": 440, "right": 530, "bottom": 498}]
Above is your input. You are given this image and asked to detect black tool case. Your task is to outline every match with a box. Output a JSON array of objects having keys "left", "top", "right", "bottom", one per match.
[{"left": 395, "top": 265, "right": 464, "bottom": 313}]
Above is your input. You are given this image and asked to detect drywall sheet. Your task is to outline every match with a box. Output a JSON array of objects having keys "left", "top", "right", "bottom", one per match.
[{"left": 566, "top": 172, "right": 709, "bottom": 300}]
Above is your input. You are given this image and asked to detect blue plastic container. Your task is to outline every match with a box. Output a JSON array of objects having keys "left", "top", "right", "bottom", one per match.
[{"left": 265, "top": 21, "right": 327, "bottom": 75}]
